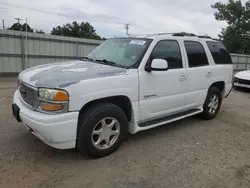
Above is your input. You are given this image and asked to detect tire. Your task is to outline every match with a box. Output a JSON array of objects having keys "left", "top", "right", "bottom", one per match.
[
  {"left": 77, "top": 103, "right": 128, "bottom": 158},
  {"left": 200, "top": 87, "right": 222, "bottom": 120}
]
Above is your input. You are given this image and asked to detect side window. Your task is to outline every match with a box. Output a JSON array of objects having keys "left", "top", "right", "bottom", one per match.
[
  {"left": 184, "top": 41, "right": 209, "bottom": 67},
  {"left": 150, "top": 40, "right": 183, "bottom": 69},
  {"left": 206, "top": 41, "right": 232, "bottom": 64}
]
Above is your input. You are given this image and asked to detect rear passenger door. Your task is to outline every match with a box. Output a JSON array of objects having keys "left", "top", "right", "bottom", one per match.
[{"left": 183, "top": 41, "right": 213, "bottom": 108}]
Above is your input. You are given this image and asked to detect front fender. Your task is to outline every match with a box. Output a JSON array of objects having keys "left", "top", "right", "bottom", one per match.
[
  {"left": 69, "top": 88, "right": 136, "bottom": 111},
  {"left": 65, "top": 70, "right": 139, "bottom": 112}
]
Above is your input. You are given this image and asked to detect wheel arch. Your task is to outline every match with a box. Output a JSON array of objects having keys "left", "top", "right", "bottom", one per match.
[
  {"left": 76, "top": 95, "right": 133, "bottom": 138},
  {"left": 209, "top": 81, "right": 225, "bottom": 97}
]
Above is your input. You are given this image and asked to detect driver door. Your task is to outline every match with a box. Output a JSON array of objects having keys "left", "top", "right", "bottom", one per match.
[{"left": 138, "top": 40, "right": 188, "bottom": 122}]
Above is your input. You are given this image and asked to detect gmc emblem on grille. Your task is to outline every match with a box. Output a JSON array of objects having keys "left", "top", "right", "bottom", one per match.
[{"left": 20, "top": 88, "right": 27, "bottom": 98}]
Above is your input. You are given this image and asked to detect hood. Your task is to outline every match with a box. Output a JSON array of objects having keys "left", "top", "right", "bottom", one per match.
[
  {"left": 235, "top": 70, "right": 250, "bottom": 80},
  {"left": 19, "top": 60, "right": 126, "bottom": 88}
]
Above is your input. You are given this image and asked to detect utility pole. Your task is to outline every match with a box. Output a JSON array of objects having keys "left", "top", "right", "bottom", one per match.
[
  {"left": 14, "top": 18, "right": 22, "bottom": 24},
  {"left": 124, "top": 24, "right": 130, "bottom": 36},
  {"left": 2, "top": 19, "right": 5, "bottom": 29},
  {"left": 25, "top": 18, "right": 28, "bottom": 65}
]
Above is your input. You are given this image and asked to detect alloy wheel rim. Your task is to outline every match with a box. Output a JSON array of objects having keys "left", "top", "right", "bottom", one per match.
[
  {"left": 91, "top": 117, "right": 120, "bottom": 150},
  {"left": 208, "top": 94, "right": 219, "bottom": 114}
]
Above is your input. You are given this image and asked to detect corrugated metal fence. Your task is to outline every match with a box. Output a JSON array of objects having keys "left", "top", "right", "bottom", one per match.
[
  {"left": 231, "top": 53, "right": 250, "bottom": 70},
  {"left": 1, "top": 29, "right": 250, "bottom": 74},
  {"left": 0, "top": 30, "right": 102, "bottom": 73}
]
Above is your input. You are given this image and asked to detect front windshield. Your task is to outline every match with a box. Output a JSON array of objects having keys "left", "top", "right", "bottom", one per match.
[{"left": 87, "top": 38, "right": 152, "bottom": 68}]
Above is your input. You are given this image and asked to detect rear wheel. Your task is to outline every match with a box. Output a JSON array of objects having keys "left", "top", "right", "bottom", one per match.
[
  {"left": 77, "top": 103, "right": 128, "bottom": 158},
  {"left": 200, "top": 87, "right": 222, "bottom": 120}
]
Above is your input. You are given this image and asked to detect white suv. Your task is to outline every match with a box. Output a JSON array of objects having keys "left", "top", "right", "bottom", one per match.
[{"left": 12, "top": 33, "right": 233, "bottom": 158}]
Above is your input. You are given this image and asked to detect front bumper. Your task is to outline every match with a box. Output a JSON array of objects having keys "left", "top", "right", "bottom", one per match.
[{"left": 13, "top": 90, "right": 79, "bottom": 149}]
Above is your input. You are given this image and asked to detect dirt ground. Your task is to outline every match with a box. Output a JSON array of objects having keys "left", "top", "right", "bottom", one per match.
[{"left": 0, "top": 78, "right": 250, "bottom": 188}]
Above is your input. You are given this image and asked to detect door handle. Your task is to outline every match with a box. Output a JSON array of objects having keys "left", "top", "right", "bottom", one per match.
[
  {"left": 179, "top": 75, "right": 187, "bottom": 81},
  {"left": 206, "top": 72, "right": 211, "bottom": 77}
]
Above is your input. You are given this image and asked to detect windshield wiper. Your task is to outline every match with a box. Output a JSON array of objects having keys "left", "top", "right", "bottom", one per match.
[
  {"left": 82, "top": 58, "right": 127, "bottom": 68},
  {"left": 80, "top": 57, "right": 95, "bottom": 62},
  {"left": 95, "top": 59, "right": 117, "bottom": 66}
]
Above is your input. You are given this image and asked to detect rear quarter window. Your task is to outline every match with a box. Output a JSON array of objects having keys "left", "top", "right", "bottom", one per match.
[{"left": 206, "top": 41, "right": 232, "bottom": 64}]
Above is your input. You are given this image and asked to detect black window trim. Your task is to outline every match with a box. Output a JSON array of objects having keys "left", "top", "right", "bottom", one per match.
[
  {"left": 145, "top": 39, "right": 184, "bottom": 71},
  {"left": 184, "top": 40, "right": 209, "bottom": 68}
]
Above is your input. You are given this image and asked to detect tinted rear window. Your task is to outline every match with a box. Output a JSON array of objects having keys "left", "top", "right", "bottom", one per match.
[
  {"left": 206, "top": 41, "right": 232, "bottom": 64},
  {"left": 184, "top": 41, "right": 209, "bottom": 67}
]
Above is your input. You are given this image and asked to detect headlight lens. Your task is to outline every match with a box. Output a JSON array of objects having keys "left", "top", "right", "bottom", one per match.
[
  {"left": 234, "top": 76, "right": 238, "bottom": 82},
  {"left": 38, "top": 88, "right": 69, "bottom": 101},
  {"left": 37, "top": 88, "right": 69, "bottom": 113}
]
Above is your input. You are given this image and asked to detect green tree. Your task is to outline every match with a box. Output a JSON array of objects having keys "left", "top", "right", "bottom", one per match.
[
  {"left": 21, "top": 23, "right": 33, "bottom": 32},
  {"left": 51, "top": 21, "right": 102, "bottom": 40},
  {"left": 35, "top": 29, "right": 45, "bottom": 34},
  {"left": 8, "top": 23, "right": 33, "bottom": 32},
  {"left": 8, "top": 23, "right": 22, "bottom": 31},
  {"left": 212, "top": 0, "right": 250, "bottom": 54}
]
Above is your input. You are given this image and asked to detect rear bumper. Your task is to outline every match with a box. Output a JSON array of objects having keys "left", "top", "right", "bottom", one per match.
[{"left": 13, "top": 90, "right": 79, "bottom": 149}]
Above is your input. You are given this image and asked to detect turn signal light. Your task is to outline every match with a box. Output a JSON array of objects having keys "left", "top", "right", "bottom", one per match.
[
  {"left": 39, "top": 102, "right": 63, "bottom": 111},
  {"left": 55, "top": 91, "right": 69, "bottom": 101}
]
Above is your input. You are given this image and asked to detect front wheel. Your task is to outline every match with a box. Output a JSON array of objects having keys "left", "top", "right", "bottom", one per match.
[
  {"left": 200, "top": 87, "right": 222, "bottom": 120},
  {"left": 77, "top": 103, "right": 128, "bottom": 158}
]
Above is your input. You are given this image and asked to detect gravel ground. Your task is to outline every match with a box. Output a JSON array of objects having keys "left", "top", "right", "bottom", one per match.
[{"left": 0, "top": 79, "right": 250, "bottom": 188}]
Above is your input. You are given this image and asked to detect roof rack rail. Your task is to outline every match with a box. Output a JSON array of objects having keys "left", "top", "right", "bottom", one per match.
[
  {"left": 197, "top": 35, "right": 211, "bottom": 39},
  {"left": 150, "top": 33, "right": 176, "bottom": 36},
  {"left": 171, "top": 32, "right": 221, "bottom": 41},
  {"left": 198, "top": 35, "right": 221, "bottom": 41},
  {"left": 172, "top": 32, "right": 196, "bottom": 37}
]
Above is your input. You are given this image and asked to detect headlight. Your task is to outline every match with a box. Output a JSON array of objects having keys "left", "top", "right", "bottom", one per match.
[
  {"left": 234, "top": 76, "right": 239, "bottom": 82},
  {"left": 38, "top": 88, "right": 69, "bottom": 101},
  {"left": 37, "top": 88, "right": 69, "bottom": 113}
]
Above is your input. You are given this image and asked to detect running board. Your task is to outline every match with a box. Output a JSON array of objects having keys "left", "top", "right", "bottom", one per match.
[{"left": 138, "top": 109, "right": 202, "bottom": 127}]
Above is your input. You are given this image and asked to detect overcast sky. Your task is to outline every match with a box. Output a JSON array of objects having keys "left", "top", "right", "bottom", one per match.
[{"left": 0, "top": 0, "right": 233, "bottom": 38}]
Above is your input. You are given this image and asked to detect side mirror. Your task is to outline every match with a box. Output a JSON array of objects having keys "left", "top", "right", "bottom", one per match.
[
  {"left": 248, "top": 66, "right": 250, "bottom": 70},
  {"left": 145, "top": 59, "right": 168, "bottom": 72}
]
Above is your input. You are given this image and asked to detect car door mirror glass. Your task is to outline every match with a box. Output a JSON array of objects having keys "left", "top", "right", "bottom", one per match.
[{"left": 150, "top": 59, "right": 168, "bottom": 71}]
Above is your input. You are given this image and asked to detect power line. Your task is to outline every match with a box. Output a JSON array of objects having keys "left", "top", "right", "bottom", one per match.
[
  {"left": 3, "top": 2, "right": 129, "bottom": 26},
  {"left": 2, "top": 2, "right": 149, "bottom": 37},
  {"left": 3, "top": 2, "right": 72, "bottom": 20},
  {"left": 2, "top": 2, "right": 138, "bottom": 30}
]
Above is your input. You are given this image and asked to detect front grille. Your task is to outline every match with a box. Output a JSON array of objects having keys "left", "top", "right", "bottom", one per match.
[
  {"left": 234, "top": 77, "right": 250, "bottom": 85},
  {"left": 19, "top": 82, "right": 37, "bottom": 108}
]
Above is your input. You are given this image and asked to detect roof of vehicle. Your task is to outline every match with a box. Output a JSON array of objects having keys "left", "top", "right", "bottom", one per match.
[{"left": 120, "top": 32, "right": 221, "bottom": 42}]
